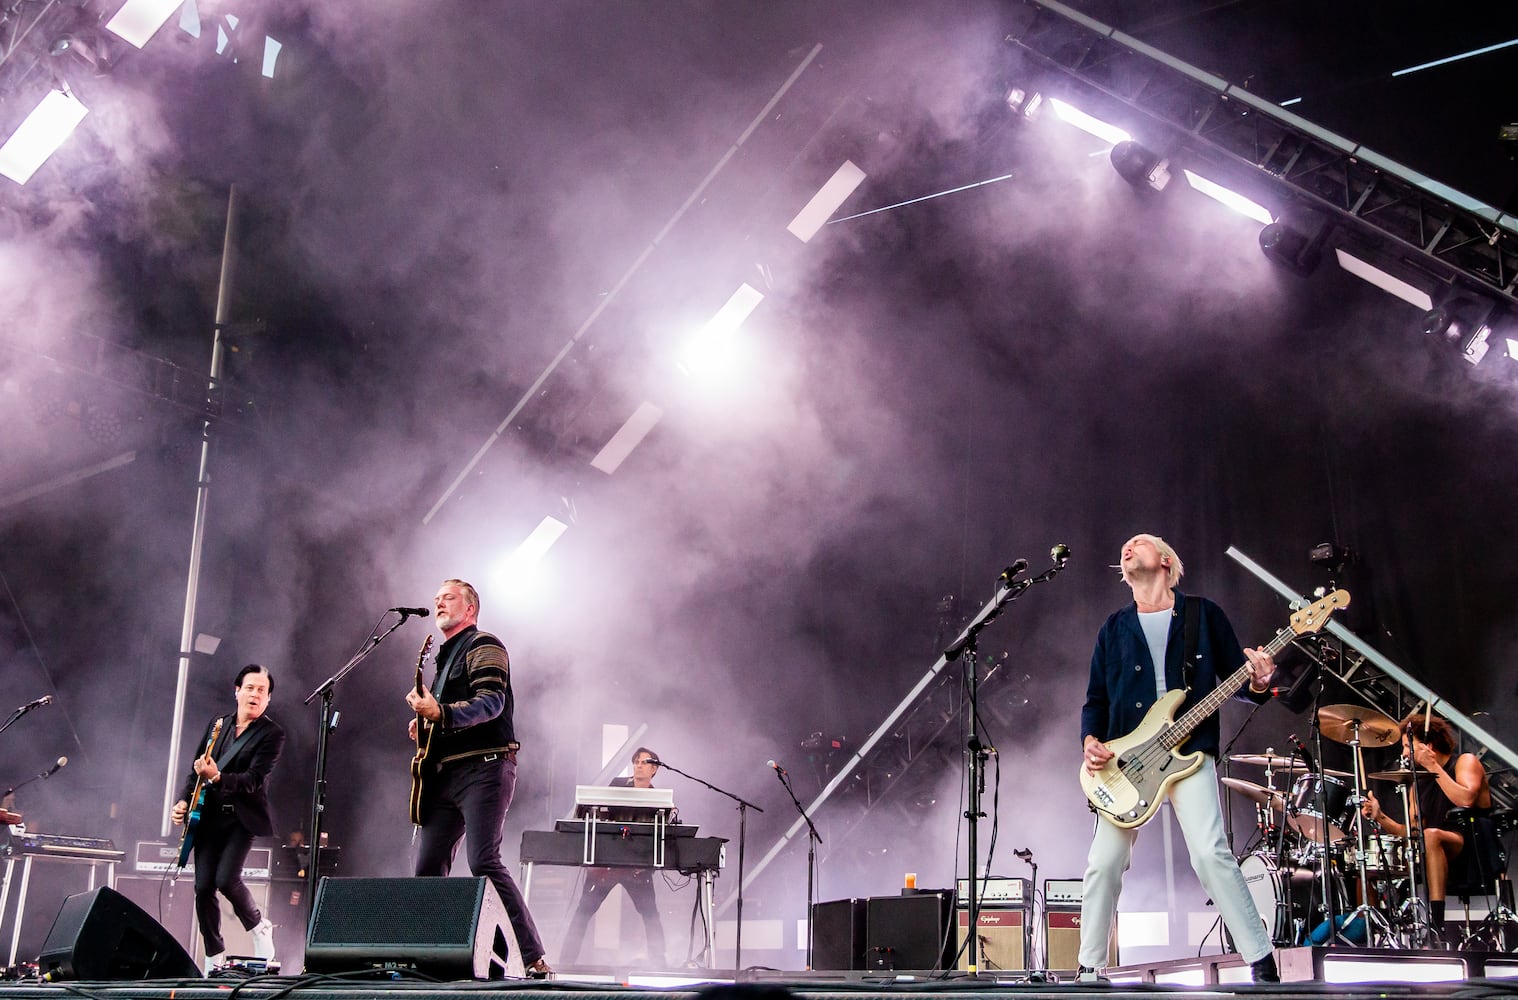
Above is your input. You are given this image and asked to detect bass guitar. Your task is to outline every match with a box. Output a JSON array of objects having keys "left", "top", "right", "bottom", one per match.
[
  {"left": 176, "top": 717, "right": 224, "bottom": 867},
  {"left": 407, "top": 633, "right": 436, "bottom": 825},
  {"left": 1080, "top": 589, "right": 1349, "bottom": 828}
]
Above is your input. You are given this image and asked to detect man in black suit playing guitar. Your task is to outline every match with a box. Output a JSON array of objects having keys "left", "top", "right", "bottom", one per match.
[
  {"left": 407, "top": 579, "right": 551, "bottom": 977},
  {"left": 1078, "top": 535, "right": 1279, "bottom": 982},
  {"left": 171, "top": 664, "right": 284, "bottom": 972}
]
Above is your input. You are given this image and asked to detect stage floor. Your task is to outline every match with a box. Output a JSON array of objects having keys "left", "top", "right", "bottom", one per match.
[{"left": 3, "top": 947, "right": 1518, "bottom": 999}]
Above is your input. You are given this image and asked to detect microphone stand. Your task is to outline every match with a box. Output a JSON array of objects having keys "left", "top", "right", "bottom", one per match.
[
  {"left": 0, "top": 700, "right": 47, "bottom": 739},
  {"left": 300, "top": 613, "right": 411, "bottom": 928},
  {"left": 772, "top": 765, "right": 823, "bottom": 969},
  {"left": 943, "top": 553, "right": 1066, "bottom": 973},
  {"left": 650, "top": 757, "right": 763, "bottom": 971}
]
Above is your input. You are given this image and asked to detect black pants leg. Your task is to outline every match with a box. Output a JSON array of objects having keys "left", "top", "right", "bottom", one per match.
[{"left": 193, "top": 813, "right": 260, "bottom": 956}]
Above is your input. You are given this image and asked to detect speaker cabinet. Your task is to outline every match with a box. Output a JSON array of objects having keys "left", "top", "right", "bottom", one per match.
[
  {"left": 36, "top": 887, "right": 200, "bottom": 981},
  {"left": 864, "top": 891, "right": 954, "bottom": 971},
  {"left": 811, "top": 898, "right": 866, "bottom": 970},
  {"left": 956, "top": 907, "right": 1026, "bottom": 971},
  {"left": 1046, "top": 909, "right": 1118, "bottom": 970},
  {"left": 304, "top": 877, "right": 509, "bottom": 979}
]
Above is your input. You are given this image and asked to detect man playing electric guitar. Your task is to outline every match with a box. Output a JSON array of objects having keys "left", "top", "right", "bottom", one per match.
[{"left": 1078, "top": 534, "right": 1279, "bottom": 982}]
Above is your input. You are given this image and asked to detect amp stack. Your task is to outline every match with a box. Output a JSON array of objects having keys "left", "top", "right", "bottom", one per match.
[
  {"left": 1045, "top": 877, "right": 1117, "bottom": 970},
  {"left": 955, "top": 876, "right": 1028, "bottom": 972}
]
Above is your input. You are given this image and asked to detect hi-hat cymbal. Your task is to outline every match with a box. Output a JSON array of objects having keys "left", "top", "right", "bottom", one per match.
[
  {"left": 1317, "top": 704, "right": 1401, "bottom": 747},
  {"left": 1368, "top": 768, "right": 1416, "bottom": 783},
  {"left": 1221, "top": 777, "right": 1286, "bottom": 814}
]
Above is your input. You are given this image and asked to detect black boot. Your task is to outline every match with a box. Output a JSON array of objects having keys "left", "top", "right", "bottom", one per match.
[{"left": 1250, "top": 953, "right": 1280, "bottom": 983}]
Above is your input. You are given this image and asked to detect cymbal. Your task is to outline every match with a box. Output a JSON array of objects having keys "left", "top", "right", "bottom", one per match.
[
  {"left": 1227, "top": 753, "right": 1354, "bottom": 778},
  {"left": 1221, "top": 777, "right": 1286, "bottom": 813},
  {"left": 1317, "top": 704, "right": 1401, "bottom": 748},
  {"left": 1368, "top": 768, "right": 1416, "bottom": 784}
]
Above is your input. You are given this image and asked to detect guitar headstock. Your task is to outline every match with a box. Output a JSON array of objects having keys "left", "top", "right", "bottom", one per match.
[
  {"left": 1290, "top": 589, "right": 1350, "bottom": 635},
  {"left": 417, "top": 633, "right": 435, "bottom": 665}
]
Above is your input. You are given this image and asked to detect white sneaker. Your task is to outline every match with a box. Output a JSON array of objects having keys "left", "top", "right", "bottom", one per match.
[
  {"left": 250, "top": 918, "right": 276, "bottom": 961},
  {"left": 203, "top": 952, "right": 226, "bottom": 976}
]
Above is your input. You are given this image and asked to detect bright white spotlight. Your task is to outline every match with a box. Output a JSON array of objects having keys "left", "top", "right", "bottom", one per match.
[
  {"left": 678, "top": 282, "right": 763, "bottom": 377},
  {"left": 1047, "top": 98, "right": 1130, "bottom": 146},
  {"left": 1182, "top": 170, "right": 1273, "bottom": 225},
  {"left": 788, "top": 160, "right": 867, "bottom": 242},
  {"left": 1334, "top": 249, "right": 1434, "bottom": 310},
  {"left": 105, "top": 0, "right": 182, "bottom": 48},
  {"left": 262, "top": 37, "right": 283, "bottom": 78},
  {"left": 0, "top": 90, "right": 88, "bottom": 185},
  {"left": 1505, "top": 336, "right": 1518, "bottom": 360},
  {"left": 504, "top": 516, "right": 568, "bottom": 577}
]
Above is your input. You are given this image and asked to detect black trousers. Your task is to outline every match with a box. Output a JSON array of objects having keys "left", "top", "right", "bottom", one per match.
[
  {"left": 192, "top": 808, "right": 262, "bottom": 957},
  {"left": 414, "top": 754, "right": 545, "bottom": 966},
  {"left": 561, "top": 867, "right": 665, "bottom": 964}
]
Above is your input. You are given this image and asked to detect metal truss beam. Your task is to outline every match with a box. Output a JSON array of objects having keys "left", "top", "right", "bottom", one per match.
[{"left": 1015, "top": 0, "right": 1518, "bottom": 306}]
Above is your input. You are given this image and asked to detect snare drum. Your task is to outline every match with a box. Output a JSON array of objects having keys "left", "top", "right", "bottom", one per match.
[
  {"left": 1289, "top": 773, "right": 1352, "bottom": 843},
  {"left": 1350, "top": 833, "right": 1407, "bottom": 875}
]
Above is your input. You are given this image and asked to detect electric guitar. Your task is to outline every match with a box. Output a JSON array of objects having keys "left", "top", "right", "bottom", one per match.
[
  {"left": 1080, "top": 589, "right": 1349, "bottom": 828},
  {"left": 176, "top": 717, "right": 224, "bottom": 867},
  {"left": 407, "top": 633, "right": 436, "bottom": 825}
]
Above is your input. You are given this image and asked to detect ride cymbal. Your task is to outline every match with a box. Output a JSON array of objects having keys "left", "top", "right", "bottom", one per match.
[{"left": 1317, "top": 704, "right": 1401, "bottom": 747}]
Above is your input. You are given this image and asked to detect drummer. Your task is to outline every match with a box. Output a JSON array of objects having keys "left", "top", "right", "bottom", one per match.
[{"left": 1361, "top": 711, "right": 1491, "bottom": 937}]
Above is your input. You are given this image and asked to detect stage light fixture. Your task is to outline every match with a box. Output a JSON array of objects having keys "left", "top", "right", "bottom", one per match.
[
  {"left": 677, "top": 282, "right": 763, "bottom": 377},
  {"left": 1420, "top": 295, "right": 1498, "bottom": 365},
  {"left": 1109, "top": 140, "right": 1170, "bottom": 192},
  {"left": 1258, "top": 207, "right": 1330, "bottom": 276},
  {"left": 0, "top": 88, "right": 88, "bottom": 185},
  {"left": 1182, "top": 169, "right": 1273, "bottom": 225},
  {"left": 1333, "top": 248, "right": 1434, "bottom": 310},
  {"left": 1004, "top": 87, "right": 1044, "bottom": 118}
]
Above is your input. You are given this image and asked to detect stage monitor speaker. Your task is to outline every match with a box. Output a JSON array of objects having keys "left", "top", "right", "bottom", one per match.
[
  {"left": 304, "top": 877, "right": 509, "bottom": 980},
  {"left": 865, "top": 891, "right": 954, "bottom": 972},
  {"left": 956, "top": 907, "right": 1026, "bottom": 971},
  {"left": 36, "top": 886, "right": 200, "bottom": 981},
  {"left": 811, "top": 898, "right": 866, "bottom": 970}
]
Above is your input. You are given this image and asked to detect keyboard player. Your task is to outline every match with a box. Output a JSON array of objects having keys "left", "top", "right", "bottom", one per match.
[{"left": 561, "top": 748, "right": 670, "bottom": 966}]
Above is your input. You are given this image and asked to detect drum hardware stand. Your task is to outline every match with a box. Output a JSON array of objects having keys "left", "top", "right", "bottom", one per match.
[
  {"left": 1386, "top": 767, "right": 1432, "bottom": 948},
  {"left": 1304, "top": 681, "right": 1341, "bottom": 944},
  {"left": 1341, "top": 723, "right": 1398, "bottom": 947}
]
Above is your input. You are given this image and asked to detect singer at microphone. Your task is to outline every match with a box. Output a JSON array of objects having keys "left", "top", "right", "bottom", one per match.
[{"left": 1077, "top": 532, "right": 1283, "bottom": 983}]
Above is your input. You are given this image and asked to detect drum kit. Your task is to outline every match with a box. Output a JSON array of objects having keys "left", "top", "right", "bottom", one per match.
[{"left": 1223, "top": 704, "right": 1444, "bottom": 950}]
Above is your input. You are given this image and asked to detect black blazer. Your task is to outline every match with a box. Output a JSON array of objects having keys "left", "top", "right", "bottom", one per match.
[{"left": 177, "top": 713, "right": 285, "bottom": 837}]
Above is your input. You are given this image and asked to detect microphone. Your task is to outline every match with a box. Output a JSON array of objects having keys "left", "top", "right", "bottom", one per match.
[
  {"left": 41, "top": 757, "right": 67, "bottom": 779},
  {"left": 998, "top": 559, "right": 1029, "bottom": 585},
  {"left": 1288, "top": 734, "right": 1317, "bottom": 774},
  {"left": 19, "top": 695, "right": 53, "bottom": 712},
  {"left": 1050, "top": 543, "right": 1071, "bottom": 567},
  {"left": 391, "top": 607, "right": 431, "bottom": 618},
  {"left": 642, "top": 759, "right": 664, "bottom": 768},
  {"left": 767, "top": 759, "right": 788, "bottom": 777}
]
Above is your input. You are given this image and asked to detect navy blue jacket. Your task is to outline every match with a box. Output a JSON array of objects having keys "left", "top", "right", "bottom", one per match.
[{"left": 1081, "top": 588, "right": 1266, "bottom": 757}]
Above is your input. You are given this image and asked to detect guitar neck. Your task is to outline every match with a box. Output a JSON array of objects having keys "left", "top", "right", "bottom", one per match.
[{"left": 1167, "top": 627, "right": 1297, "bottom": 748}]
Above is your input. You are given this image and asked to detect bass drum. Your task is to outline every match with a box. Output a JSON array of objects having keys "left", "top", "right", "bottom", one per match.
[{"left": 1240, "top": 852, "right": 1320, "bottom": 946}]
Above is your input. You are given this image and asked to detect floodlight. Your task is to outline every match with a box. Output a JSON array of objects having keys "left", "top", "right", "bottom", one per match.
[
  {"left": 1182, "top": 169, "right": 1272, "bottom": 225},
  {"left": 1334, "top": 249, "right": 1433, "bottom": 310},
  {"left": 0, "top": 89, "right": 88, "bottom": 185},
  {"left": 105, "top": 0, "right": 181, "bottom": 48},
  {"left": 678, "top": 282, "right": 763, "bottom": 376},
  {"left": 1109, "top": 140, "right": 1170, "bottom": 192},
  {"left": 1005, "top": 87, "right": 1044, "bottom": 118}
]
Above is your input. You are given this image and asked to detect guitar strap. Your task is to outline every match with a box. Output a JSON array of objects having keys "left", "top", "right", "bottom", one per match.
[
  {"left": 215, "top": 716, "right": 263, "bottom": 770},
  {"left": 1182, "top": 596, "right": 1200, "bottom": 689},
  {"left": 432, "top": 632, "right": 481, "bottom": 692}
]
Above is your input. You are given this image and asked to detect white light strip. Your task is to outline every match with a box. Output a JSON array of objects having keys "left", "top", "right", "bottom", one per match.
[
  {"left": 105, "top": 0, "right": 182, "bottom": 48},
  {"left": 1280, "top": 97, "right": 1303, "bottom": 107},
  {"left": 788, "top": 160, "right": 867, "bottom": 242},
  {"left": 262, "top": 37, "right": 282, "bottom": 78},
  {"left": 702, "top": 283, "right": 764, "bottom": 339},
  {"left": 0, "top": 91, "right": 89, "bottom": 185},
  {"left": 1334, "top": 248, "right": 1434, "bottom": 310},
  {"left": 1505, "top": 336, "right": 1518, "bottom": 359},
  {"left": 590, "top": 401, "right": 663, "bottom": 475},
  {"left": 510, "top": 516, "right": 568, "bottom": 570},
  {"left": 1048, "top": 98, "right": 1130, "bottom": 146},
  {"left": 1322, "top": 956, "right": 1466, "bottom": 983},
  {"left": 1392, "top": 37, "right": 1518, "bottom": 77},
  {"left": 1182, "top": 169, "right": 1273, "bottom": 225}
]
